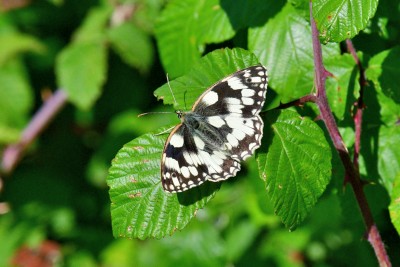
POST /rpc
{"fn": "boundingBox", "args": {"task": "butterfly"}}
[161,65,268,193]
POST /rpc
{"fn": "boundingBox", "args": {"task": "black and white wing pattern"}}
[161,65,268,193]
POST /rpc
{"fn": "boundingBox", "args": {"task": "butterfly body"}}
[162,65,268,193]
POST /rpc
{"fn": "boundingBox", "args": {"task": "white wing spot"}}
[165,157,180,171]
[232,129,246,140]
[242,97,254,105]
[249,142,258,151]
[225,97,241,105]
[241,89,255,97]
[169,134,184,147]
[194,136,205,149]
[181,166,190,178]
[202,91,219,105]
[227,133,239,147]
[228,77,247,90]
[189,166,198,176]
[207,116,225,128]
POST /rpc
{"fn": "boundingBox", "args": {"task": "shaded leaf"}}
[219,0,285,29]
[108,23,153,72]
[378,126,400,195]
[313,0,379,43]
[257,110,332,229]
[0,33,44,66]
[0,59,33,142]
[366,46,400,103]
[249,3,339,103]
[73,5,112,43]
[324,53,359,120]
[107,129,219,239]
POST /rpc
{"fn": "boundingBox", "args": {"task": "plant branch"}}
[1,89,68,175]
[275,94,317,109]
[309,2,391,267]
[346,39,367,172]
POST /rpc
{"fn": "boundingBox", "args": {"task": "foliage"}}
[0,0,399,266]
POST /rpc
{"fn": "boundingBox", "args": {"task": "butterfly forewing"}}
[161,65,268,193]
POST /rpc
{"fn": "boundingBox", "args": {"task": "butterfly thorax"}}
[176,110,227,151]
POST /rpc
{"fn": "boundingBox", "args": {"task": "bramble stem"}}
[309,2,391,266]
[1,89,68,175]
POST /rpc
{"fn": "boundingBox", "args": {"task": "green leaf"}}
[73,5,112,43]
[108,23,153,72]
[155,0,235,77]
[389,175,400,236]
[154,48,260,110]
[378,126,400,195]
[324,53,359,120]
[257,110,332,229]
[366,46,400,103]
[313,0,379,43]
[0,59,33,141]
[0,33,44,66]
[249,3,339,103]
[107,129,219,239]
[56,42,108,110]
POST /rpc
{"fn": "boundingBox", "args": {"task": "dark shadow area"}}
[220,0,285,30]
[177,181,221,206]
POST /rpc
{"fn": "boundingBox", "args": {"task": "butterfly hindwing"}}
[161,65,268,193]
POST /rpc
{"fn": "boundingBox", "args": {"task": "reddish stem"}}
[1,89,68,175]
[346,39,367,172]
[309,2,391,266]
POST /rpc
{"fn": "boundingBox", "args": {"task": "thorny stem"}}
[309,2,391,267]
[1,89,68,175]
[346,39,367,172]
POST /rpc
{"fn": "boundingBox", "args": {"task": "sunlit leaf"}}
[313,0,379,43]
[389,175,400,236]
[155,0,235,77]
[154,48,260,110]
[107,129,219,239]
[249,3,339,103]
[257,110,332,229]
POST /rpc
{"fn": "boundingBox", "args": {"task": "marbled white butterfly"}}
[162,65,268,193]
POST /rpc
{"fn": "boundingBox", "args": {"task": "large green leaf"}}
[366,46,400,103]
[313,0,379,43]
[107,129,219,239]
[249,3,339,103]
[154,48,260,110]
[155,0,235,77]
[257,110,332,229]
[56,42,108,110]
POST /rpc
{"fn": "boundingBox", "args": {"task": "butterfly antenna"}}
[155,125,175,136]
[137,111,175,117]
[166,73,178,107]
